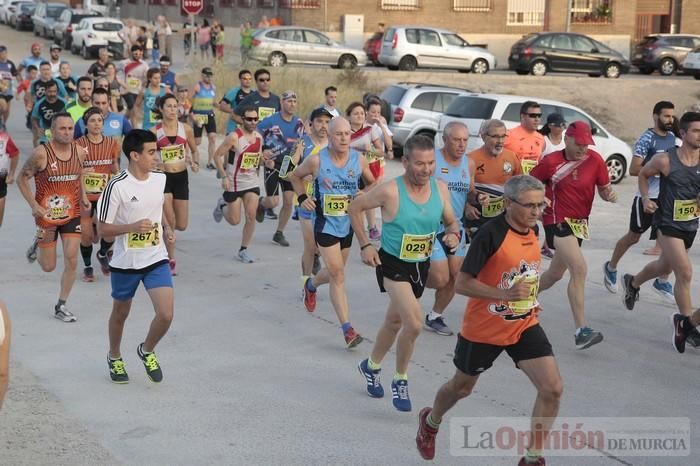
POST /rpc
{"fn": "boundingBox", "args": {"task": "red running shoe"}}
[343,327,363,348]
[416,407,438,460]
[303,278,316,312]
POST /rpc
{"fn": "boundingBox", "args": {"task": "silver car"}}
[379,26,496,73]
[248,26,367,69]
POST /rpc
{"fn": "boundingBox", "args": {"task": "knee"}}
[570,261,587,279]
[675,266,692,284]
[158,307,174,324]
[245,212,256,224]
[539,380,564,404]
[175,220,188,231]
[448,379,474,399]
[402,315,423,337]
[40,262,56,273]
[327,266,345,284]
[432,269,450,289]
[627,232,641,244]
[385,315,402,333]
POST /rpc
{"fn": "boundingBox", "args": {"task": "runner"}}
[65,76,93,122]
[415,175,562,466]
[464,119,522,239]
[188,67,217,169]
[424,122,470,336]
[136,68,165,131]
[17,112,88,322]
[255,90,305,247]
[320,86,340,117]
[0,300,9,409]
[540,113,566,156]
[31,80,67,145]
[76,107,120,281]
[87,47,110,79]
[56,62,77,102]
[232,68,280,126]
[603,101,676,301]
[120,45,148,127]
[531,121,618,350]
[105,62,126,114]
[0,119,19,228]
[219,69,253,135]
[176,86,191,123]
[212,105,263,263]
[0,45,18,122]
[17,42,45,73]
[74,88,132,140]
[621,111,700,352]
[289,116,376,348]
[48,45,62,77]
[30,62,68,146]
[151,93,200,275]
[353,134,460,412]
[158,56,178,91]
[97,129,175,383]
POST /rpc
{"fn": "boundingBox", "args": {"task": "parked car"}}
[248,26,366,69]
[508,32,630,78]
[32,2,66,38]
[363,32,382,65]
[11,1,33,30]
[632,34,700,76]
[70,17,124,59]
[0,0,29,25]
[53,8,101,50]
[379,26,495,73]
[435,93,632,184]
[380,83,470,153]
[682,47,700,80]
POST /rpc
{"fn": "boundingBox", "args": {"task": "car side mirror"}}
[591,48,599,53]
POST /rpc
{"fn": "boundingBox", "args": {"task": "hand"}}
[465,203,481,220]
[81,196,91,211]
[132,218,154,233]
[221,177,230,191]
[606,190,618,203]
[190,160,199,173]
[642,198,658,214]
[476,192,489,206]
[503,280,532,301]
[262,149,273,161]
[5,174,13,184]
[264,159,275,169]
[601,186,617,203]
[301,198,316,212]
[443,231,460,252]
[360,245,381,267]
[164,226,176,244]
[31,202,47,219]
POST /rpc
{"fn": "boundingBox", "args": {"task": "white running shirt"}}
[97,169,168,271]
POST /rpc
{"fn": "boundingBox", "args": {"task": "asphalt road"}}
[0,25,699,466]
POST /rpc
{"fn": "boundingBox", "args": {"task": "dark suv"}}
[508,32,630,78]
[632,34,700,76]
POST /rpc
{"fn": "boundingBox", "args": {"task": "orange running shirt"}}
[469,146,522,197]
[504,125,545,164]
[76,135,119,202]
[34,142,82,228]
[460,214,541,346]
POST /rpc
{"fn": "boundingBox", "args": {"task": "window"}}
[551,34,573,50]
[405,29,419,44]
[570,35,595,52]
[443,33,468,47]
[257,0,274,6]
[453,0,491,12]
[571,0,613,25]
[435,93,459,113]
[534,35,552,48]
[411,93,437,111]
[238,0,253,5]
[379,85,407,105]
[273,29,304,41]
[380,0,421,11]
[445,97,497,119]
[280,0,321,7]
[303,30,329,44]
[93,22,123,32]
[419,29,441,47]
[507,0,545,26]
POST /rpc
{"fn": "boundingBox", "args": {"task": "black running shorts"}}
[375,248,430,299]
[164,169,189,200]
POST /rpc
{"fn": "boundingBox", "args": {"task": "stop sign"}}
[181,0,203,15]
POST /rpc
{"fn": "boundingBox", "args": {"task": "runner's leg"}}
[163,193,176,260]
[59,236,80,302]
[312,244,351,324]
[518,356,564,454]
[276,190,294,233]
[383,279,423,375]
[540,236,587,328]
[609,230,641,269]
[143,286,174,353]
[109,299,132,357]
[430,369,480,422]
[300,217,315,276]
[241,192,259,249]
[223,197,243,225]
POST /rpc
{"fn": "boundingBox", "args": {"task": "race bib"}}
[194,113,208,126]
[127,77,141,93]
[44,129,53,141]
[521,159,537,175]
[673,199,699,222]
[258,107,275,120]
[83,173,109,194]
[161,145,185,164]
[240,152,260,170]
[149,111,160,124]
[399,232,435,261]
[323,194,350,217]
[482,196,505,218]
[0,80,8,92]
[565,217,590,240]
[127,222,160,249]
[508,272,540,315]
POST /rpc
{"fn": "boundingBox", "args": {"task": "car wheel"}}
[471,58,489,74]
[338,54,357,69]
[659,58,677,76]
[638,67,654,75]
[387,65,399,71]
[268,51,286,67]
[398,55,417,71]
[606,154,626,184]
[81,44,90,60]
[530,60,548,76]
[415,130,435,142]
[604,62,622,79]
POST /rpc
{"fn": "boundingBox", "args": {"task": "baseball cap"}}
[176,85,188,92]
[50,44,62,51]
[281,90,297,101]
[310,107,333,121]
[201,67,214,75]
[565,121,595,145]
[546,113,566,126]
[31,42,41,49]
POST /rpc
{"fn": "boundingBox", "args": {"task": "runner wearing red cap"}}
[530,121,618,350]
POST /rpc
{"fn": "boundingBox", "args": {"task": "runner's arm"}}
[638,152,668,210]
[349,181,390,246]
[183,124,200,170]
[5,139,19,184]
[358,155,377,194]
[437,181,461,249]
[16,146,47,213]
[214,132,237,179]
[289,154,320,211]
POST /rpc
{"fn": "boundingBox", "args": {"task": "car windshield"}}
[93,22,122,32]
[73,14,100,23]
[47,6,65,17]
[445,96,496,119]
[443,33,468,47]
[20,3,33,12]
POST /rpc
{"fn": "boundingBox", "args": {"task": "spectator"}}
[215,25,225,65]
[184,15,197,56]
[258,15,270,28]
[210,21,220,59]
[197,19,211,62]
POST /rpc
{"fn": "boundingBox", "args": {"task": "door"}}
[303,29,332,64]
[274,29,302,63]
[415,29,443,67]
[547,34,577,71]
[570,35,606,72]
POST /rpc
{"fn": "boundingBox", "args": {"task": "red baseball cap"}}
[565,120,595,145]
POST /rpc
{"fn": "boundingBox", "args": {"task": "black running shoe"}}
[686,327,700,348]
[622,274,639,311]
[26,239,38,263]
[671,313,689,354]
[108,355,129,383]
[137,343,163,383]
[96,252,110,276]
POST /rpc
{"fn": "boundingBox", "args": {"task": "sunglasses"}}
[244,116,259,122]
[257,78,270,82]
[549,122,567,128]
[527,113,542,118]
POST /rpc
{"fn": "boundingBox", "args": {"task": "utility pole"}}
[565,0,571,33]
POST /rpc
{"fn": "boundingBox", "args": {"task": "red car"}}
[364,32,383,65]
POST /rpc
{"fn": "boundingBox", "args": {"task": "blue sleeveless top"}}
[313,148,361,237]
[435,148,469,231]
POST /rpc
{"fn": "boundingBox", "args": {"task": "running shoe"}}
[344,327,363,349]
[26,239,38,263]
[687,328,700,348]
[272,231,289,247]
[108,355,129,384]
[96,251,110,276]
[602,261,617,293]
[169,259,177,276]
[391,379,412,412]
[303,277,316,312]
[368,226,381,241]
[265,208,278,220]
[137,342,163,383]
[671,313,689,354]
[206,162,216,170]
[622,274,639,310]
[575,327,603,350]
[212,197,225,223]
[54,304,77,323]
[540,245,554,260]
[358,358,384,398]
[424,315,453,336]
[652,279,674,303]
[238,249,254,263]
[518,456,546,466]
[82,266,95,283]
[255,201,265,223]
[416,407,439,460]
[312,253,321,275]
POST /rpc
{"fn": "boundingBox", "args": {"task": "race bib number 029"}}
[127,222,160,249]
[399,232,435,261]
[482,196,505,218]
[564,217,590,240]
[673,199,699,222]
[323,194,350,217]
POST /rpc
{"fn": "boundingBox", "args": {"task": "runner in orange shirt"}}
[415,175,562,466]
[504,101,545,174]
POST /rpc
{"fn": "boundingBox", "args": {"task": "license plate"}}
[634,53,642,59]
[511,54,519,59]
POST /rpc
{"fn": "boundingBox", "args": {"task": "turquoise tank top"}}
[143,87,166,131]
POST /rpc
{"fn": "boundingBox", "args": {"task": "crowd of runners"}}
[0,41,699,465]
